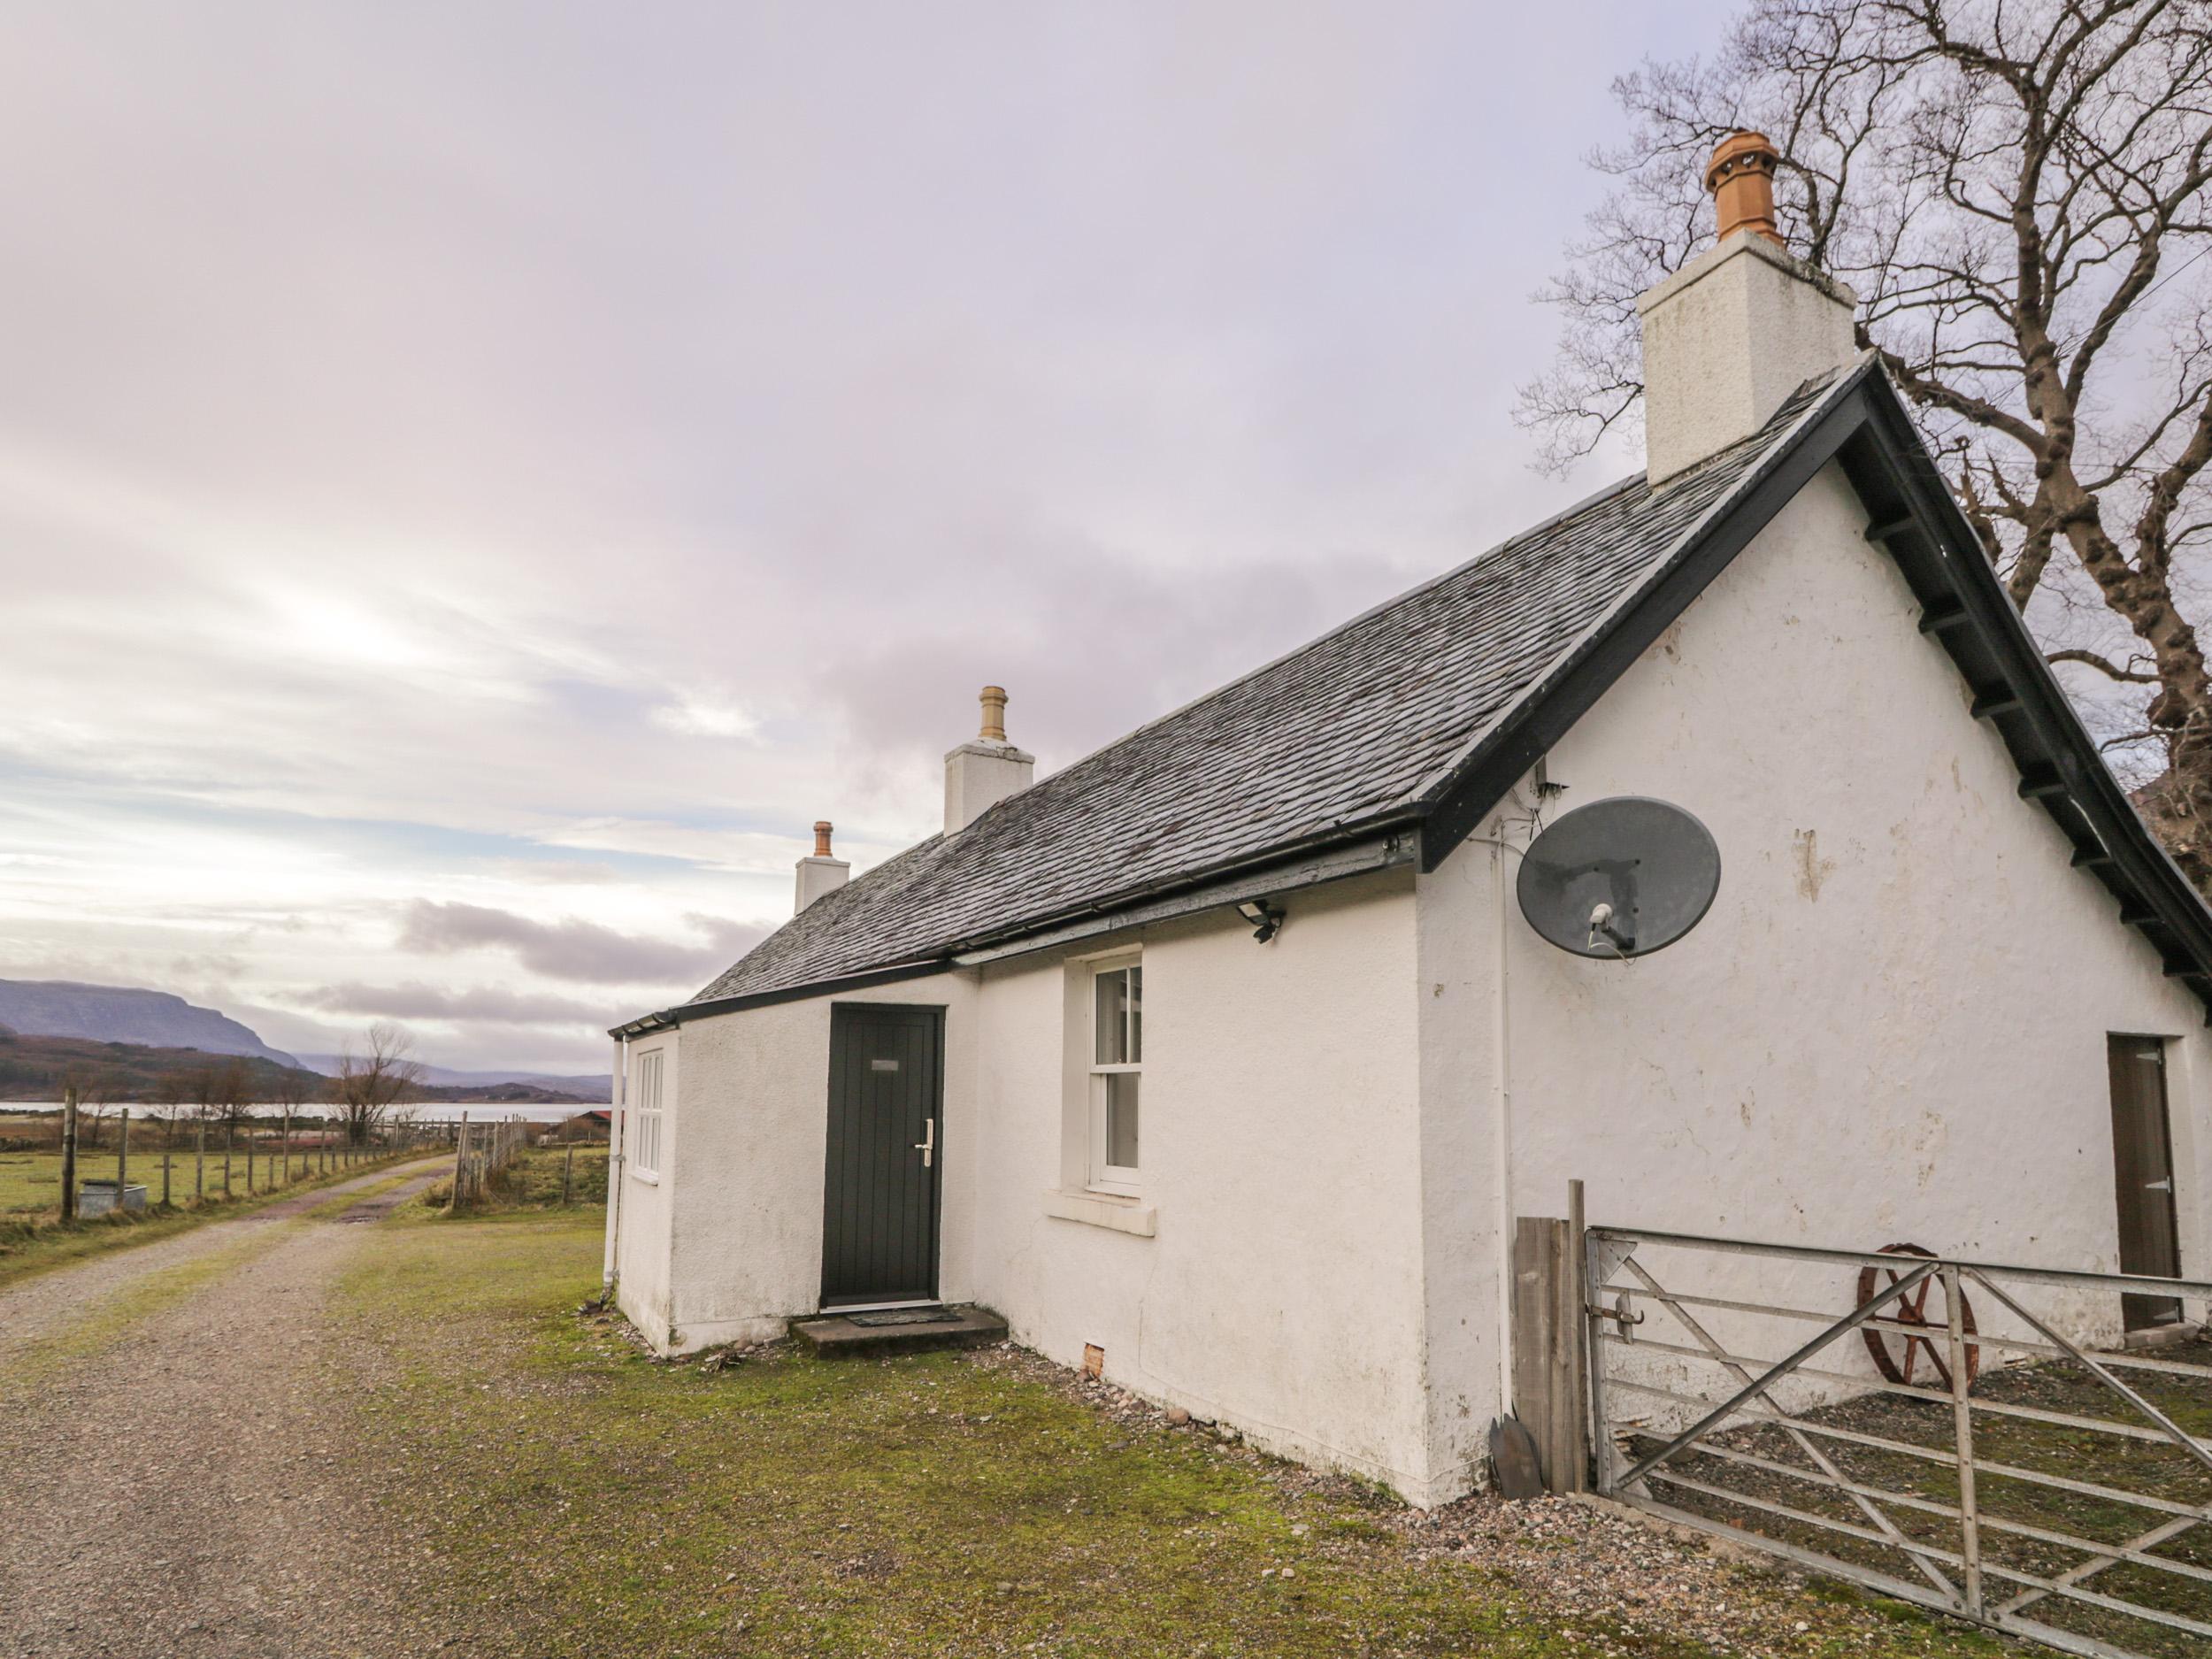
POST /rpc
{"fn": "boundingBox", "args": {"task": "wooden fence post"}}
[162,1110,173,1207]
[58,1087,79,1222]
[447,1112,470,1213]
[1510,1215,1589,1494]
[223,1121,233,1197]
[195,1114,205,1202]
[563,1140,575,1207]
[117,1106,129,1193]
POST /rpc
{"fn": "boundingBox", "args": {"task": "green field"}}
[0,1147,357,1214]
[334,1207,2004,1659]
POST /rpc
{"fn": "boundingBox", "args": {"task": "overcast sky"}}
[0,2,1736,1073]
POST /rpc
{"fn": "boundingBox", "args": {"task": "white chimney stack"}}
[1636,131,1858,485]
[943,684,1034,834]
[794,819,849,913]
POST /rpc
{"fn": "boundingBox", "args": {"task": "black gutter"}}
[608,958,952,1038]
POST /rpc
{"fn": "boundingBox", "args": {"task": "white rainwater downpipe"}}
[1469,810,1536,1417]
[1488,834,1517,1415]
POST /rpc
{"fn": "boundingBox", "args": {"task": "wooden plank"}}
[1511,1217,1579,1494]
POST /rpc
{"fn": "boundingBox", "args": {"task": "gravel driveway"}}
[0,1159,451,1658]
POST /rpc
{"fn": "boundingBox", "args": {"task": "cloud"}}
[485,857,624,887]
[0,4,1719,1074]
[395,900,764,987]
[292,981,610,1026]
[649,696,759,740]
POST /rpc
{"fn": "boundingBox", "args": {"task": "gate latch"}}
[1589,1291,1645,1341]
[913,1118,935,1169]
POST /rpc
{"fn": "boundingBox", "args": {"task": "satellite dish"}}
[1517,796,1720,960]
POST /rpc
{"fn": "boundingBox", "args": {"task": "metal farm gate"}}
[1514,1192,2212,1658]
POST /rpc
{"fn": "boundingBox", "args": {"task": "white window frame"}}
[1087,957,1141,1195]
[632,1048,665,1181]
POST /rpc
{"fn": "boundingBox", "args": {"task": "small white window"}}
[1088,963,1141,1194]
[633,1049,664,1179]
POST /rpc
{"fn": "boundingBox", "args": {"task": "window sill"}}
[1043,1188,1156,1237]
[629,1170,661,1187]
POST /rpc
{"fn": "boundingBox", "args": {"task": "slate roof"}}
[677,374,1846,1012]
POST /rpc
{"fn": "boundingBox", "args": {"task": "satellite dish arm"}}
[1587,902,1634,955]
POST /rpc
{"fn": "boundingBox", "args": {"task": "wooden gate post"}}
[1511,1214,1590,1494]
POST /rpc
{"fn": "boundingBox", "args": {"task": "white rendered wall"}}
[609,1033,680,1348]
[1416,458,2212,1480]
[635,869,1440,1499]
[961,873,1432,1498]
[648,972,980,1353]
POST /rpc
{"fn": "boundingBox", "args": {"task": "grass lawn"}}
[419,1142,611,1214]
[334,1208,2012,1659]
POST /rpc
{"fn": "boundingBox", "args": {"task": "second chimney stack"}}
[944,684,1035,834]
[795,819,849,912]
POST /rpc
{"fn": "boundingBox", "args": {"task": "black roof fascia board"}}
[1836,380,2212,999]
[1409,358,2212,1008]
[1416,370,1876,873]
[608,958,953,1038]
[951,826,1417,969]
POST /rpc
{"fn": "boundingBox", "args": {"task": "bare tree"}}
[334,1023,423,1147]
[1522,0,2212,878]
[208,1055,255,1134]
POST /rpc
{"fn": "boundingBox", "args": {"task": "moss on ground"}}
[334,1210,2009,1659]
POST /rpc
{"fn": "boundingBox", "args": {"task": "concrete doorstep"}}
[792,1304,1009,1358]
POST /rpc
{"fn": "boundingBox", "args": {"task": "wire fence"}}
[446,1114,532,1210]
[1,1093,439,1226]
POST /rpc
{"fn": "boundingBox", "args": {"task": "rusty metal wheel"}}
[1857,1242,1980,1392]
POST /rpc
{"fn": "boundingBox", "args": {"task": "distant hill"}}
[0,1033,599,1107]
[0,1031,325,1102]
[296,1056,611,1099]
[0,979,296,1066]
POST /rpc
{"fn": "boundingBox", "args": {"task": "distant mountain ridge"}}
[294,1055,611,1098]
[0,979,297,1065]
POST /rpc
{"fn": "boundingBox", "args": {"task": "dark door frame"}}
[2106,1031,2184,1333]
[819,1002,945,1310]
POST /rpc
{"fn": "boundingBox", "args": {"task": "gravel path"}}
[0,1158,447,1363]
[0,1162,450,1658]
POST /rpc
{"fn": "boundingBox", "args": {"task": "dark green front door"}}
[821,1004,942,1308]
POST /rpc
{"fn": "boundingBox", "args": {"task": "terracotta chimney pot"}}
[979,685,1009,743]
[1706,130,1782,246]
[813,820,833,858]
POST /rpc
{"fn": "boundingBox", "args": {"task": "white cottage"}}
[603,135,2210,1506]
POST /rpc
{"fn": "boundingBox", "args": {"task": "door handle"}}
[2147,1178,2174,1193]
[914,1118,935,1168]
